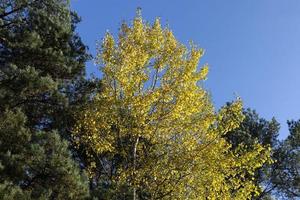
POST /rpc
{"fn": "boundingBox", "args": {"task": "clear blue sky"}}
[71,0,300,139]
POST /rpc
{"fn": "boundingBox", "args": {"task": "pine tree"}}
[0,0,91,198]
[0,0,89,131]
[0,110,89,199]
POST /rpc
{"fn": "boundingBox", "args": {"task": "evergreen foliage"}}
[0,0,91,199]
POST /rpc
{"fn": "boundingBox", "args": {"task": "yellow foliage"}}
[73,13,271,199]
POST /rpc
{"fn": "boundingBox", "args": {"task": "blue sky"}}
[71,0,300,139]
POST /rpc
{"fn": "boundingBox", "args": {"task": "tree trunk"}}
[133,136,139,200]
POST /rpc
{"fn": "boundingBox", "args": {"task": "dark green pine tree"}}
[225,108,299,200]
[267,120,299,199]
[0,110,89,199]
[0,0,92,198]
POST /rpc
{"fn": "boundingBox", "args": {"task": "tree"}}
[73,12,272,199]
[0,0,91,198]
[0,0,89,132]
[225,109,300,200]
[0,109,89,199]
[268,120,299,199]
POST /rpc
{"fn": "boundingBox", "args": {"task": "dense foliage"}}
[73,14,272,199]
[0,0,91,199]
